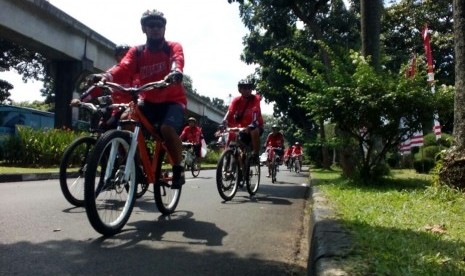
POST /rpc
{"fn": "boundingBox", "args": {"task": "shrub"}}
[413,158,435,174]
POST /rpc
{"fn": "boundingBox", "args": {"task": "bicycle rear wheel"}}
[154,151,181,215]
[59,136,96,207]
[246,155,260,196]
[84,130,137,236]
[216,149,239,201]
[191,157,201,177]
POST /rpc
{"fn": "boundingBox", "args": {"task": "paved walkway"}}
[0,170,351,275]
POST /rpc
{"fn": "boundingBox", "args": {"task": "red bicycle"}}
[84,80,181,236]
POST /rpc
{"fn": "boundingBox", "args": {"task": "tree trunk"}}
[319,118,331,169]
[439,0,465,188]
[361,0,382,70]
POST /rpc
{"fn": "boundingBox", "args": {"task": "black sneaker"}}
[171,165,185,189]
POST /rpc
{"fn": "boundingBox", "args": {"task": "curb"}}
[308,185,351,276]
[0,172,61,183]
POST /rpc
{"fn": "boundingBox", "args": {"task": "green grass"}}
[0,166,59,174]
[312,168,465,275]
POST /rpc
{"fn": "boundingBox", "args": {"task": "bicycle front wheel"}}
[271,157,277,183]
[216,149,239,201]
[246,155,260,196]
[84,130,137,236]
[154,151,182,215]
[191,157,201,177]
[59,136,96,207]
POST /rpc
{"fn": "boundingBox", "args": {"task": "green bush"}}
[413,158,435,174]
[0,126,83,167]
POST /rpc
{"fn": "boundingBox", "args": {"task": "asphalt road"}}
[0,167,311,276]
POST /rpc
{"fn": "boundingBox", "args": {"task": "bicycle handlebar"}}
[96,80,170,95]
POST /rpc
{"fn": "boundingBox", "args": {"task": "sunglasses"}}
[144,21,166,29]
[238,84,254,90]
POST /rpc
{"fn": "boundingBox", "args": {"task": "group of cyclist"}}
[72,8,303,190]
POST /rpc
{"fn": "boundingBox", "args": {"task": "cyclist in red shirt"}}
[263,125,285,177]
[89,9,187,189]
[292,142,303,164]
[71,44,133,130]
[223,79,264,162]
[283,145,293,167]
[180,117,204,159]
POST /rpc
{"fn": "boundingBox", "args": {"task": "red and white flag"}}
[422,24,434,83]
[410,130,424,147]
[433,118,442,140]
[400,129,424,155]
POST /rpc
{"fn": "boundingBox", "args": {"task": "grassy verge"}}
[312,168,465,275]
[0,166,60,174]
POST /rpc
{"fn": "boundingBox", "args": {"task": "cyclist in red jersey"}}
[283,145,293,167]
[222,79,264,162]
[89,9,187,189]
[71,44,133,130]
[292,142,303,164]
[263,125,285,177]
[180,117,205,159]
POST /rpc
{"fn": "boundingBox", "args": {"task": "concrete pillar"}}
[53,60,87,128]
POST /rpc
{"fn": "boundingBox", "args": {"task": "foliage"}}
[13,100,54,112]
[0,80,13,104]
[0,38,51,101]
[413,158,435,173]
[0,126,80,167]
[276,47,436,180]
[313,168,465,275]
[383,0,454,85]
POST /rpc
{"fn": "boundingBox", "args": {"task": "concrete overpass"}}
[0,0,224,128]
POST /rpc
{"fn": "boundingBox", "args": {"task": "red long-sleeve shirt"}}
[106,41,187,107]
[180,126,203,144]
[265,132,285,148]
[226,94,263,128]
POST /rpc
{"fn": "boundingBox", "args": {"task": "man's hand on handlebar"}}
[70,98,81,107]
[86,74,107,85]
[164,70,183,84]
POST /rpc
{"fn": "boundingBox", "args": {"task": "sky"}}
[1,0,275,114]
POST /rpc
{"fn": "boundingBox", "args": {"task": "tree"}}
[0,38,52,100]
[0,79,13,104]
[383,0,454,85]
[228,0,359,169]
[361,0,382,69]
[438,0,465,189]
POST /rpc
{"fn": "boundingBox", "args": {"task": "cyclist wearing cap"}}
[88,9,187,189]
[263,125,285,177]
[222,79,264,162]
[180,117,204,159]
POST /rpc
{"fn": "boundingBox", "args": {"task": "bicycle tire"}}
[295,159,301,173]
[246,155,260,196]
[271,156,277,183]
[154,151,182,215]
[84,130,137,236]
[191,157,201,177]
[216,149,239,201]
[59,136,96,207]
